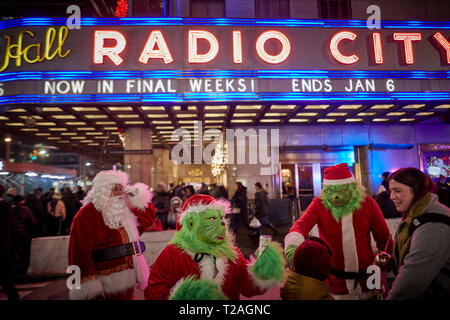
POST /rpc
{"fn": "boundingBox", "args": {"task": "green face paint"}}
[321,183,364,221]
[197,209,226,245]
[170,207,237,262]
[322,184,352,207]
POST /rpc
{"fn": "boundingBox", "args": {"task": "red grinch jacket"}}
[68,200,155,299]
[144,244,272,300]
[285,194,393,298]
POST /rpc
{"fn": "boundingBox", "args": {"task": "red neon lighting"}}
[188,30,219,64]
[329,31,359,64]
[93,30,126,66]
[255,30,291,64]
[393,33,422,64]
[433,32,450,64]
[372,32,383,64]
[139,30,173,64]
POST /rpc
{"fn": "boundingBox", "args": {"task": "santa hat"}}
[176,194,231,231]
[293,237,331,281]
[322,163,355,185]
[92,170,128,191]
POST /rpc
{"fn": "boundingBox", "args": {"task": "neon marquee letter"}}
[372,32,383,64]
[433,32,450,64]
[94,30,126,65]
[139,30,173,64]
[330,31,359,64]
[256,30,291,64]
[233,31,242,64]
[393,33,422,64]
[188,30,219,63]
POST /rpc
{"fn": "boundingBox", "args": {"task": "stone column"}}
[124,128,153,186]
[354,145,374,194]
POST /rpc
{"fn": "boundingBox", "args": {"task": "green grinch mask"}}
[197,209,226,245]
[170,208,236,262]
[321,182,364,221]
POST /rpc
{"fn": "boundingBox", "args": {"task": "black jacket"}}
[254,189,269,217]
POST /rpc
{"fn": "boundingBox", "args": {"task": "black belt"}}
[331,268,366,280]
[92,241,146,263]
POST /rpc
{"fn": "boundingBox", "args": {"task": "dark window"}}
[190,0,225,18]
[255,0,290,19]
[319,0,352,19]
[133,0,168,17]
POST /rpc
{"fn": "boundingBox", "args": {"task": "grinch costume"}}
[284,163,393,299]
[144,194,285,300]
[68,170,155,300]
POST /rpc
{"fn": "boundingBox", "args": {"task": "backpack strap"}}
[409,213,450,236]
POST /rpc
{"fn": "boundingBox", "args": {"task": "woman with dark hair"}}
[387,167,450,300]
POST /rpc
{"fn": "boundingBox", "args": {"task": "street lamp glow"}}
[4,137,11,143]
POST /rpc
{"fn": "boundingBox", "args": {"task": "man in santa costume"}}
[144,194,285,300]
[284,163,393,299]
[68,170,155,300]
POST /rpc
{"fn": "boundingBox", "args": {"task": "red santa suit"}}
[285,164,393,299]
[144,194,278,300]
[68,170,155,300]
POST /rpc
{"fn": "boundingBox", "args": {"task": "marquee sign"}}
[0,18,449,105]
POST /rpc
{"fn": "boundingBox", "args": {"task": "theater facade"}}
[0,17,449,198]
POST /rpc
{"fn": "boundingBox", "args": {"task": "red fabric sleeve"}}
[144,245,180,300]
[289,198,321,237]
[235,250,266,298]
[68,207,97,281]
[368,196,394,254]
[133,202,156,235]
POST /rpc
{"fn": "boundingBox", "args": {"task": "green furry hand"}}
[170,276,228,300]
[285,245,297,269]
[250,242,285,281]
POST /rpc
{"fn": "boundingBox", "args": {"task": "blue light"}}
[0,91,448,105]
[0,70,448,82]
[1,17,449,30]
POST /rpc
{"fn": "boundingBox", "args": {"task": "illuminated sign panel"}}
[0,18,448,105]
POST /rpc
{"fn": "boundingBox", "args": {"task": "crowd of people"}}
[1,166,449,300]
[0,184,87,299]
[150,181,278,238]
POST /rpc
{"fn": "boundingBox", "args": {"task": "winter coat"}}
[254,189,269,218]
[47,199,66,221]
[152,192,170,216]
[388,193,450,300]
[281,269,333,300]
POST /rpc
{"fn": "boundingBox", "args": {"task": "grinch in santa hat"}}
[284,163,393,299]
[144,194,285,300]
[68,170,155,300]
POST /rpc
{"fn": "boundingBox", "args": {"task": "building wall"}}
[167,0,448,20]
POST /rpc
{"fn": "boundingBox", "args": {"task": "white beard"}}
[100,195,150,289]
[101,195,134,230]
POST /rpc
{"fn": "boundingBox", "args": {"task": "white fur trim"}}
[184,250,229,287]
[178,198,231,227]
[93,170,128,190]
[323,175,355,185]
[120,205,150,289]
[69,278,104,300]
[169,278,186,299]
[126,182,153,210]
[98,268,137,295]
[284,232,305,250]
[341,214,361,295]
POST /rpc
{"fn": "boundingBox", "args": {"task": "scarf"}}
[394,193,431,268]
